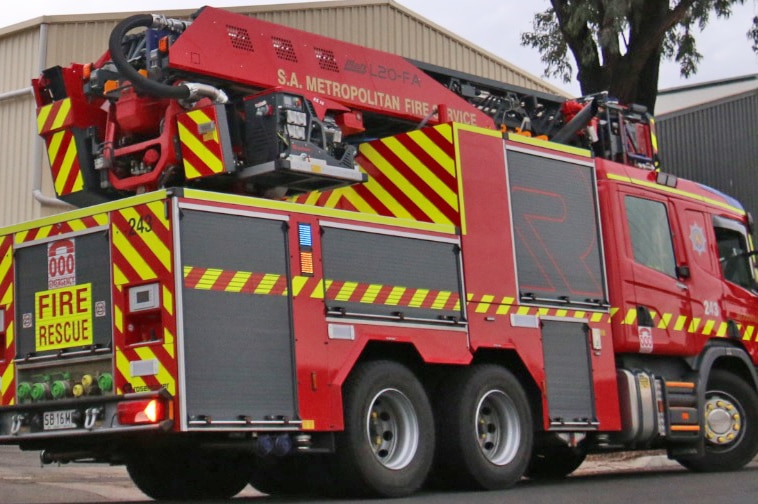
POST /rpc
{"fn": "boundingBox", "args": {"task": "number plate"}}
[43,410,77,430]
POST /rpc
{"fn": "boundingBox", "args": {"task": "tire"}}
[248,455,319,496]
[434,364,533,490]
[333,360,435,498]
[126,448,249,500]
[676,369,758,472]
[525,436,587,479]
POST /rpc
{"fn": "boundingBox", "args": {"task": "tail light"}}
[117,398,168,425]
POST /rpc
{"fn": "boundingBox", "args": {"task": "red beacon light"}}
[117,398,168,425]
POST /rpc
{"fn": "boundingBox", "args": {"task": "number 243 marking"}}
[128,214,153,235]
[704,300,720,317]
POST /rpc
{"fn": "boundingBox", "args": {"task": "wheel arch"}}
[694,342,758,392]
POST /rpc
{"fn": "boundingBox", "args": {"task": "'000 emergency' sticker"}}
[34,283,93,351]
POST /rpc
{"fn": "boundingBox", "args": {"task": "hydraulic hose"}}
[108,14,191,100]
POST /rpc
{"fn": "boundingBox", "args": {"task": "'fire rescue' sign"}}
[35,283,93,351]
[47,239,76,289]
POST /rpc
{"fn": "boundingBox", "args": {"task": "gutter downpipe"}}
[33,22,72,209]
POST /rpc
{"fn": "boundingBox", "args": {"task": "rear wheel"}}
[434,365,533,490]
[526,435,587,479]
[676,370,758,472]
[126,448,249,500]
[333,360,434,498]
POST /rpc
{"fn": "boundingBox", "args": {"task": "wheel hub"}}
[475,390,520,466]
[366,388,419,470]
[704,395,742,446]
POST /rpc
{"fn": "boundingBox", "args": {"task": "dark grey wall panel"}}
[322,227,462,320]
[507,150,607,306]
[179,209,296,422]
[658,92,758,225]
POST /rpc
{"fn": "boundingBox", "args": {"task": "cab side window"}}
[714,221,754,289]
[625,196,677,276]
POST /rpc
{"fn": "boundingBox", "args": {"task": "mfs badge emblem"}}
[689,223,707,256]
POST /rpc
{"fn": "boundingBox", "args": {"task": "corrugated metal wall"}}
[0,26,40,227]
[0,1,562,226]
[657,91,758,222]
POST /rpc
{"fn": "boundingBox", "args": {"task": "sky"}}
[2,0,757,96]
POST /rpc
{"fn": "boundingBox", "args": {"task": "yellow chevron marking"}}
[408,128,456,178]
[359,145,414,220]
[51,98,72,130]
[574,311,586,319]
[369,138,452,225]
[47,130,65,168]
[121,204,171,272]
[688,318,701,333]
[112,227,157,281]
[54,135,81,195]
[409,289,429,308]
[311,280,327,299]
[453,300,461,311]
[538,308,550,316]
[623,309,636,325]
[254,274,280,294]
[37,103,53,133]
[591,312,604,323]
[114,304,123,333]
[361,284,382,304]
[434,124,453,143]
[496,304,511,315]
[702,319,715,336]
[338,187,377,214]
[717,322,728,337]
[385,136,457,212]
[658,313,672,329]
[1,361,15,397]
[467,293,475,301]
[115,350,132,391]
[183,159,201,180]
[187,110,218,142]
[162,285,173,317]
[432,291,451,310]
[475,295,494,313]
[196,268,223,289]
[336,282,359,301]
[112,263,128,287]
[743,325,755,341]
[163,331,175,358]
[291,276,309,296]
[674,315,687,331]
[178,122,223,175]
[517,306,531,315]
[4,320,13,348]
[385,286,406,306]
[556,309,568,317]
[226,271,252,292]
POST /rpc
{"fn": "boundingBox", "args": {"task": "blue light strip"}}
[298,223,313,247]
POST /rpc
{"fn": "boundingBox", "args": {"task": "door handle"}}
[675,282,688,291]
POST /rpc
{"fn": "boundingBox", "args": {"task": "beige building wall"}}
[0,0,565,227]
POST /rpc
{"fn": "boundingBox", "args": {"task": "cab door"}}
[615,188,693,354]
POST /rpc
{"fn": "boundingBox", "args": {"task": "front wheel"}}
[333,360,435,498]
[434,365,533,490]
[676,370,758,472]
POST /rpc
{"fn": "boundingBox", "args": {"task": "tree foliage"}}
[521,0,758,111]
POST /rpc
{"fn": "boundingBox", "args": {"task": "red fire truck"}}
[0,6,757,499]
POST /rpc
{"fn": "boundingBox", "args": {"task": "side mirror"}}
[676,265,690,279]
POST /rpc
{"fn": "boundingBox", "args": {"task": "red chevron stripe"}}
[111,210,171,279]
[363,145,430,222]
[270,275,288,295]
[443,293,460,311]
[60,157,82,196]
[41,100,63,134]
[22,227,40,243]
[374,140,459,224]
[211,269,237,291]
[241,272,267,293]
[325,280,346,299]
[422,127,455,157]
[398,132,457,191]
[180,138,214,177]
[48,131,74,180]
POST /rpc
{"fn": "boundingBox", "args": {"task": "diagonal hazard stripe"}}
[178,121,223,175]
[115,205,172,276]
[112,227,159,281]
[51,98,72,131]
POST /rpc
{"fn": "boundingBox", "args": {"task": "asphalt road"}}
[1,446,757,504]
